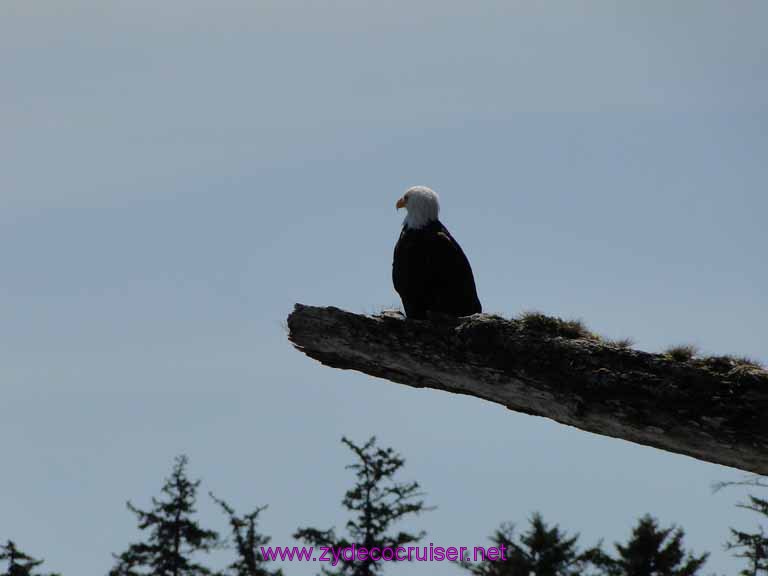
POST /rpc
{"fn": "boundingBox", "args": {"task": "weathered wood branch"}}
[287,304,768,475]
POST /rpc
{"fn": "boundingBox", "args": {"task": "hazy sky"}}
[2,2,767,575]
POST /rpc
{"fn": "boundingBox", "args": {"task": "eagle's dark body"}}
[392,220,481,319]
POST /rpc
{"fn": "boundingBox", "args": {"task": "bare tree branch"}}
[287,304,768,475]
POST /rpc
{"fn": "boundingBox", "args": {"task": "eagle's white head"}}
[396,186,440,229]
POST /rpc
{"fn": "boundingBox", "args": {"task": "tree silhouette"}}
[594,515,707,576]
[459,512,602,576]
[0,541,59,576]
[109,455,220,576]
[210,493,283,576]
[294,436,430,576]
[717,477,768,575]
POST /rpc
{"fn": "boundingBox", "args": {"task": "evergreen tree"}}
[294,436,430,576]
[0,540,59,576]
[595,515,707,576]
[459,513,602,576]
[110,455,220,576]
[210,494,283,576]
[719,478,768,576]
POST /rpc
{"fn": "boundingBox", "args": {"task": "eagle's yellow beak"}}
[396,197,407,210]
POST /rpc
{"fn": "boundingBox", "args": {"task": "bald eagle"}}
[393,186,482,319]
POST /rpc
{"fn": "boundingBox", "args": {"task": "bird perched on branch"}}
[393,186,482,320]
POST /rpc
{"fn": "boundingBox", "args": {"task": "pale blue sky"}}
[1,2,766,575]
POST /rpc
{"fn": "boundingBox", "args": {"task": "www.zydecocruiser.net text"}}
[261,544,508,565]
